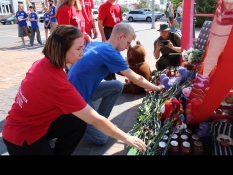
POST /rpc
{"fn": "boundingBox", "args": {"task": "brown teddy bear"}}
[117,40,151,94]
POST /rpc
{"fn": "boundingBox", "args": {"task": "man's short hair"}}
[112,23,136,40]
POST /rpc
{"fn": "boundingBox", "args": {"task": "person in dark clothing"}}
[153,23,182,71]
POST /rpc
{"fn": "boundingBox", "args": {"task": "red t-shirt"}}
[98,1,123,28]
[56,5,86,45]
[81,0,94,35]
[2,57,87,146]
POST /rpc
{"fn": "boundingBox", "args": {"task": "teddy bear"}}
[117,40,151,94]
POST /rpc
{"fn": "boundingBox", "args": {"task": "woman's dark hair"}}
[42,25,83,68]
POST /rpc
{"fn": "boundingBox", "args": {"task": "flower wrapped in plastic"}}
[182,48,204,63]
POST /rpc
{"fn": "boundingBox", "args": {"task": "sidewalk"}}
[0,18,201,155]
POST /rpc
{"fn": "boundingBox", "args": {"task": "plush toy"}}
[210,121,233,155]
[196,121,211,137]
[117,40,151,94]
[189,74,210,100]
[159,67,189,90]
[224,95,233,104]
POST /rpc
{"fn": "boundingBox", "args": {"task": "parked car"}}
[122,11,128,17]
[139,8,152,13]
[126,10,157,22]
[0,15,17,25]
[154,11,163,19]
[145,11,161,20]
[37,11,45,23]
[92,8,98,21]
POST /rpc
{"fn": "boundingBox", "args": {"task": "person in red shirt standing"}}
[56,0,92,72]
[98,0,123,80]
[56,0,91,47]
[2,25,146,155]
[80,0,98,45]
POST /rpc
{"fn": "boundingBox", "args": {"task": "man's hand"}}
[166,40,174,49]
[156,42,162,50]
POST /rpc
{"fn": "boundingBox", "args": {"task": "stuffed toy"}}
[224,95,233,104]
[196,121,211,137]
[159,67,189,90]
[210,121,233,155]
[117,40,151,94]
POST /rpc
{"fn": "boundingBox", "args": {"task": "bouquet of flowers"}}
[182,48,204,63]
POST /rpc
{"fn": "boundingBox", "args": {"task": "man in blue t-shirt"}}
[15,4,30,47]
[48,0,57,33]
[28,6,43,46]
[68,23,165,145]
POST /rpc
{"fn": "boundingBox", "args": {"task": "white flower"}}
[188,53,193,62]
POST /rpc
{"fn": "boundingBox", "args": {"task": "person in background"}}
[166,3,176,33]
[98,0,123,81]
[68,23,165,145]
[28,6,43,46]
[2,25,146,155]
[15,4,30,47]
[48,0,57,32]
[56,0,92,72]
[176,2,183,30]
[80,0,98,45]
[43,6,51,41]
[153,23,182,71]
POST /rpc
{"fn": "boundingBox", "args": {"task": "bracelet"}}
[110,125,117,138]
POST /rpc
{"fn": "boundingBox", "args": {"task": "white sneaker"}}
[21,43,26,47]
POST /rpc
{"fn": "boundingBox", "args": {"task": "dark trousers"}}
[3,114,87,155]
[103,26,116,81]
[30,28,42,46]
[156,55,180,71]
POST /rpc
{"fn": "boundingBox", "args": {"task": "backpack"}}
[170,32,182,47]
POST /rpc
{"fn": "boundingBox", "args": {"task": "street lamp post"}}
[151,0,155,29]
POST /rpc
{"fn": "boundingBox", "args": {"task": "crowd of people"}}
[5,0,183,155]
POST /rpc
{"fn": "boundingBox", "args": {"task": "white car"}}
[92,9,98,21]
[36,11,45,23]
[126,10,157,22]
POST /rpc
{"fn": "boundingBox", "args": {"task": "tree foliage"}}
[135,0,149,9]
[195,0,217,27]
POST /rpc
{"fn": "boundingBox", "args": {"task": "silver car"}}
[126,10,157,22]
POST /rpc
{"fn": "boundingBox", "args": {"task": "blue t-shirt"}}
[29,12,39,28]
[50,5,57,22]
[16,10,28,27]
[44,13,50,25]
[68,42,129,102]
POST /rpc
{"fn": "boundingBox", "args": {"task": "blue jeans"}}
[170,26,176,33]
[82,80,124,145]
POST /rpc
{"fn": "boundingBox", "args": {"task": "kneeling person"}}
[154,23,182,71]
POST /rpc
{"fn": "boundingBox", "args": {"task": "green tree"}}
[135,0,149,9]
[121,6,129,13]
[171,0,182,9]
[195,0,217,27]
[154,4,160,11]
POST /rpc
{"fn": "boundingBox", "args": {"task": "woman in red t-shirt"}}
[56,0,91,47]
[56,0,92,72]
[2,25,146,155]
